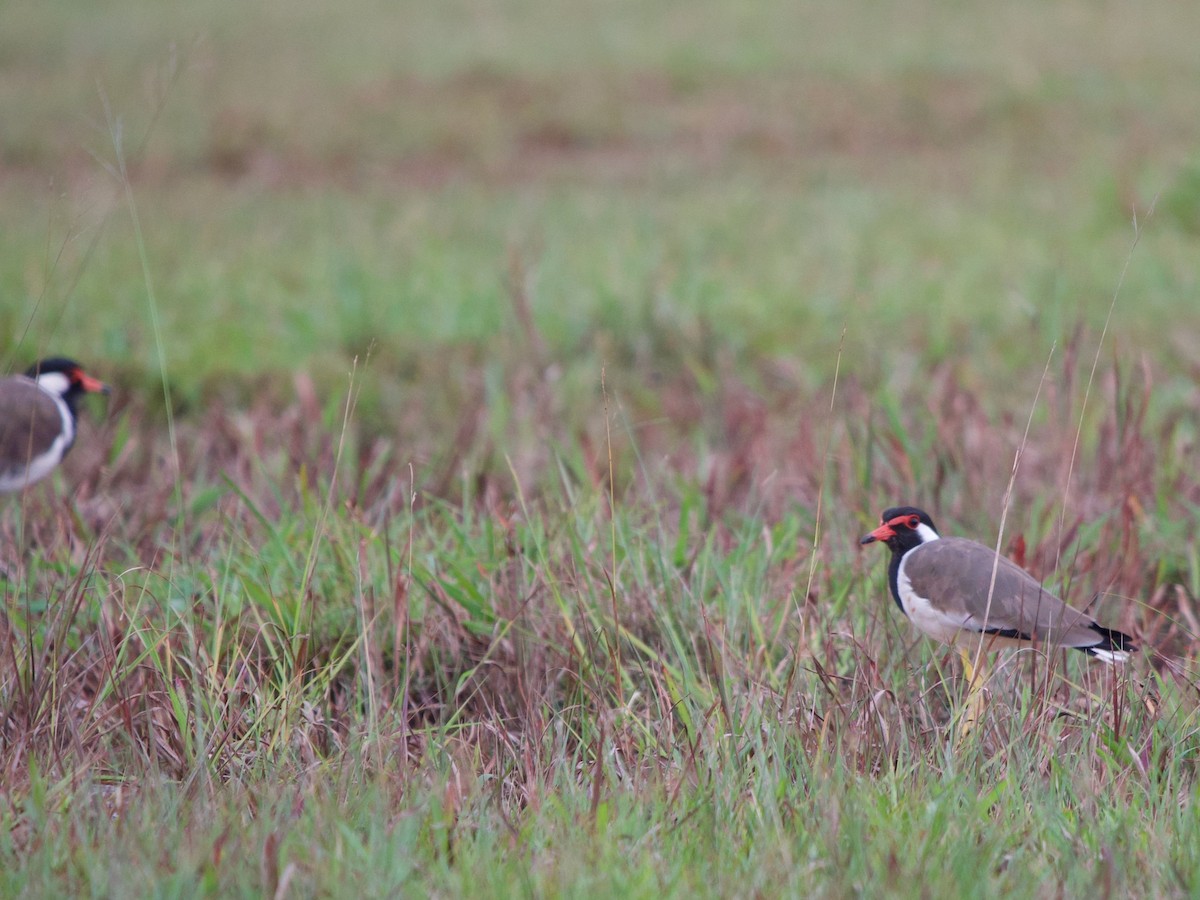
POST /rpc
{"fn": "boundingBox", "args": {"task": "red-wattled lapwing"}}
[860,505,1137,735]
[0,357,110,494]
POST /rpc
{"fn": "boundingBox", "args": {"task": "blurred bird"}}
[0,357,110,493]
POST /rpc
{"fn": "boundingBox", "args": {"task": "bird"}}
[0,357,110,494]
[860,505,1137,734]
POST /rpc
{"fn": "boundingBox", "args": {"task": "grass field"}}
[3,0,1200,895]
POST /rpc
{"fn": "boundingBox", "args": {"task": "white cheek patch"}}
[914,522,941,543]
[34,371,72,397]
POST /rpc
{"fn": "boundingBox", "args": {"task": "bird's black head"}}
[859,506,940,553]
[24,357,111,409]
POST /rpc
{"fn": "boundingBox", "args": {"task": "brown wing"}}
[904,537,1106,648]
[0,376,67,475]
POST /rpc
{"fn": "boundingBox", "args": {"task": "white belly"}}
[896,552,973,646]
[0,397,73,492]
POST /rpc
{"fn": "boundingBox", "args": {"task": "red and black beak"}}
[73,368,111,395]
[859,522,896,545]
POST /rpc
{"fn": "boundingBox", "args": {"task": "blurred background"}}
[2,0,1198,521]
[3,8,1199,886]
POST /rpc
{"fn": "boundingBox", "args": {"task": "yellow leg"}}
[955,648,987,744]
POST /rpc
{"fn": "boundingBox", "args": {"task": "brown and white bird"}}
[0,357,110,493]
[860,506,1137,663]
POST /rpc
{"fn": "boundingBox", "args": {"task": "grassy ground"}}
[2,0,1200,895]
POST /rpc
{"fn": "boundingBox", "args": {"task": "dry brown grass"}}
[0,327,1195,818]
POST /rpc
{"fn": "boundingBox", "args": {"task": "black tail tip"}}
[1083,623,1137,659]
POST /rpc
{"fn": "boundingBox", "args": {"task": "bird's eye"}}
[907,516,919,528]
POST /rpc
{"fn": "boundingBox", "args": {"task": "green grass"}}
[3,0,1200,895]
